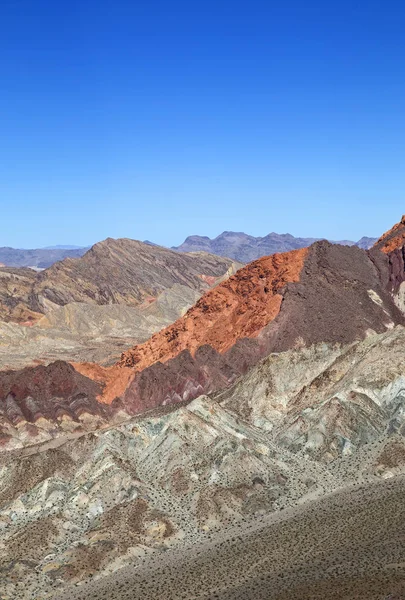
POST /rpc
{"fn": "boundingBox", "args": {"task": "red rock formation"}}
[118,248,308,371]
[373,215,405,253]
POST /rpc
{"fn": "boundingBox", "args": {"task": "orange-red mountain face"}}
[118,241,402,372]
[100,240,402,413]
[71,238,403,414]
[373,215,405,253]
[119,248,308,370]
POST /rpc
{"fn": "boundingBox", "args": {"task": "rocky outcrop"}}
[372,216,405,312]
[119,247,308,370]
[373,215,405,253]
[0,267,41,323]
[218,326,405,463]
[0,361,109,449]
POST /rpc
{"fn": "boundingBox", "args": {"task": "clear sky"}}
[1,0,404,248]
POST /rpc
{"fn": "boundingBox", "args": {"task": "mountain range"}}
[1,216,405,599]
[0,246,87,269]
[173,231,377,262]
[0,230,377,269]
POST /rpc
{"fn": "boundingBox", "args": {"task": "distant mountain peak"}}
[43,245,85,250]
[173,231,377,263]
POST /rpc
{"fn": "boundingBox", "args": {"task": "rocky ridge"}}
[0,238,240,324]
[30,238,240,314]
[92,239,402,411]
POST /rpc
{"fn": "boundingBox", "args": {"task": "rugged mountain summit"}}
[1,220,404,436]
[0,238,239,324]
[173,231,377,262]
[31,238,240,312]
[373,214,405,253]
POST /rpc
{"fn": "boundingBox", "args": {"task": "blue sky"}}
[0,0,404,248]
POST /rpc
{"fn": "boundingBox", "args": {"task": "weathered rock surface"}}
[0,395,338,599]
[373,214,405,253]
[0,267,41,324]
[0,361,111,450]
[4,332,405,598]
[218,326,405,464]
[0,285,203,371]
[119,247,308,370]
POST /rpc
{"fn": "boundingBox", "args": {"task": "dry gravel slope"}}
[55,475,405,600]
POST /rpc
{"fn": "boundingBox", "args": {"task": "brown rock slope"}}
[0,361,109,449]
[0,238,240,323]
[372,215,405,311]
[0,267,41,324]
[31,238,240,312]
